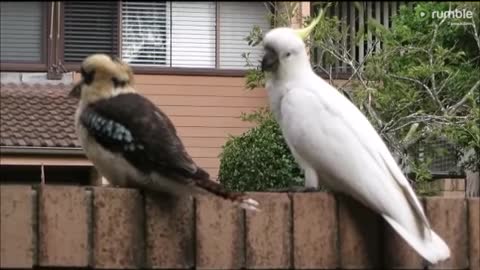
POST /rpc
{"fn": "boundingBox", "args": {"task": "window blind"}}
[170,1,216,68]
[0,2,43,62]
[63,1,118,63]
[219,2,270,69]
[121,1,269,69]
[121,1,169,66]
[122,1,216,68]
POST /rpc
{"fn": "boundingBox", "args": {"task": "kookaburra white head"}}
[261,12,323,78]
[69,54,135,103]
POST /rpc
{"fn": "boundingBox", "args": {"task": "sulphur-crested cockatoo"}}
[260,13,450,264]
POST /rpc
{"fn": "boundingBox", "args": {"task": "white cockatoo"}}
[260,13,450,264]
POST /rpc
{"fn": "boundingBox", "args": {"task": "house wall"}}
[0,155,91,166]
[74,73,269,178]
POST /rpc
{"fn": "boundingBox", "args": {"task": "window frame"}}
[0,2,51,72]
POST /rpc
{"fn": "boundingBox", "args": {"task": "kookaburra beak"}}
[293,8,324,40]
[69,81,82,98]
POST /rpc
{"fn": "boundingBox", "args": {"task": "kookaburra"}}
[70,54,259,211]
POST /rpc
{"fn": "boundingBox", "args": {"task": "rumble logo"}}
[419,8,475,26]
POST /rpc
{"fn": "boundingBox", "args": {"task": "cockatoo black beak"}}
[261,49,279,72]
[69,81,82,98]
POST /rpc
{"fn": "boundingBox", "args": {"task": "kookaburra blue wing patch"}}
[80,107,144,152]
[78,93,202,177]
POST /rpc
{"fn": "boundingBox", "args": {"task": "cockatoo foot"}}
[236,197,261,212]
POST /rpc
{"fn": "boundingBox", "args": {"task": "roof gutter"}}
[0,146,85,156]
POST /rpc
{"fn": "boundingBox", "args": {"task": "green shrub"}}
[218,108,304,192]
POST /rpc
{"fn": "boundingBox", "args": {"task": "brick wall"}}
[436,178,467,197]
[1,185,479,270]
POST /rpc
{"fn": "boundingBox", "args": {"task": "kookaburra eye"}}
[112,77,127,88]
[81,68,94,85]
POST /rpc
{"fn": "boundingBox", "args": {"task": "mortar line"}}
[242,205,247,270]
[192,196,197,270]
[335,194,341,269]
[86,187,94,268]
[140,190,147,269]
[32,185,39,267]
[289,192,295,270]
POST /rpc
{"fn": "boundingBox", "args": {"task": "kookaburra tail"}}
[70,54,259,212]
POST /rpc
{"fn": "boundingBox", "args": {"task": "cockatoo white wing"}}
[283,143,319,189]
[279,83,450,264]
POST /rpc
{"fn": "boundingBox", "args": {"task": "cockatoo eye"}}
[285,52,291,57]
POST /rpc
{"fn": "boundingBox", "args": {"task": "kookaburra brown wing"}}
[70,54,259,211]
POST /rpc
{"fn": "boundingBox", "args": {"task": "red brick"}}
[0,185,34,269]
[245,192,291,269]
[383,198,425,269]
[455,179,465,191]
[196,194,244,269]
[425,197,468,269]
[293,192,338,269]
[338,195,381,269]
[441,191,465,198]
[145,193,194,269]
[468,198,480,270]
[383,222,425,269]
[438,179,453,191]
[93,187,144,269]
[38,185,89,267]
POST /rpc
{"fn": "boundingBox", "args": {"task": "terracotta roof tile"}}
[0,83,81,148]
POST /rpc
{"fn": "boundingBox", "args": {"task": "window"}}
[0,1,271,73]
[121,2,169,66]
[121,1,269,69]
[169,1,216,68]
[63,1,119,63]
[121,1,217,68]
[0,1,45,65]
[219,2,271,69]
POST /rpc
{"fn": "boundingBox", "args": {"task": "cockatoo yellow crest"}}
[294,8,325,40]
